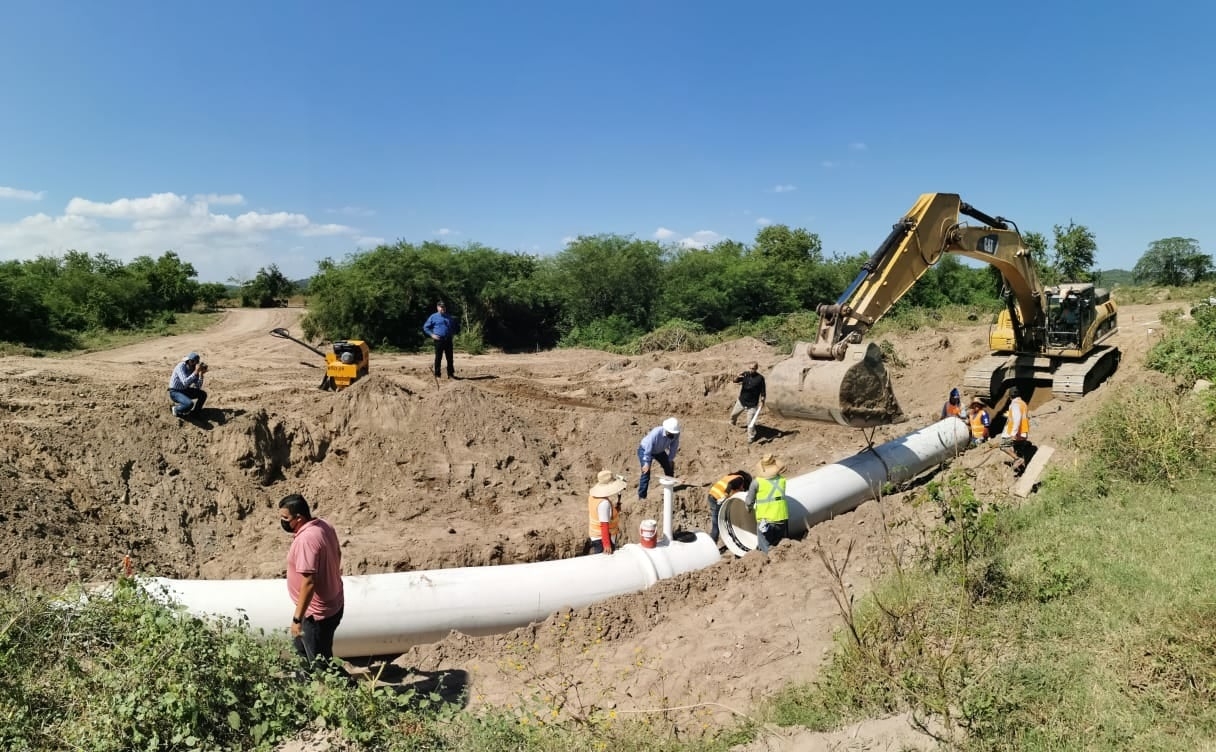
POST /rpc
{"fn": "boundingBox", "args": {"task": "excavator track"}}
[1050,345,1121,401]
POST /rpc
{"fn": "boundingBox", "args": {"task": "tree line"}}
[0,225,1209,351]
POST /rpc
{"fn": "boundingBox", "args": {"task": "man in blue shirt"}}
[636,417,681,500]
[422,300,460,378]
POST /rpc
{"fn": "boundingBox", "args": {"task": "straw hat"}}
[756,453,786,479]
[589,469,627,497]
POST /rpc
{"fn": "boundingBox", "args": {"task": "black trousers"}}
[432,337,455,376]
[294,607,344,671]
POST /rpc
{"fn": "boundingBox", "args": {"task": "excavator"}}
[767,192,1120,428]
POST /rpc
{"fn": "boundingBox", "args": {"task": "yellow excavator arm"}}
[809,193,1044,360]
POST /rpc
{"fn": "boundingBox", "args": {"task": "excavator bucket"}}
[766,341,907,428]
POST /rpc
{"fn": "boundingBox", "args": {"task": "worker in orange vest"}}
[586,469,628,555]
[998,386,1032,473]
[941,387,964,419]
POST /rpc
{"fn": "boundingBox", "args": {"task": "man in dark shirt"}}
[730,362,766,443]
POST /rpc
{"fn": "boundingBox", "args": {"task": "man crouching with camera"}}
[168,351,208,419]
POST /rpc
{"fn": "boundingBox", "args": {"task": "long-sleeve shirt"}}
[423,311,459,339]
[638,425,680,465]
[169,361,204,391]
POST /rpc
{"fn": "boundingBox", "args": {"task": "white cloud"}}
[771,184,797,193]
[0,190,373,282]
[356,235,386,246]
[193,193,245,206]
[327,206,375,217]
[66,192,190,219]
[0,186,46,201]
[678,230,721,250]
[653,227,677,240]
[756,217,772,226]
[821,160,837,169]
[849,142,867,151]
[434,228,458,237]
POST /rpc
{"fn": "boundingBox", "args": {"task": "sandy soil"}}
[0,301,1182,748]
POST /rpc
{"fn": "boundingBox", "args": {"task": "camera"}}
[198,362,209,373]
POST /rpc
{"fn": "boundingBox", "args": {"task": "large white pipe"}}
[721,417,971,555]
[142,533,720,658]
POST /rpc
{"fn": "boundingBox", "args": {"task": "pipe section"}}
[659,475,677,543]
[721,417,971,556]
[141,533,719,658]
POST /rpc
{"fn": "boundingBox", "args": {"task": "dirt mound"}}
[0,303,1176,727]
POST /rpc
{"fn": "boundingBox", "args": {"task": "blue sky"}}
[1,1,1213,283]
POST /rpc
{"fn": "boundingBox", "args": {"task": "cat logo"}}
[977,233,999,255]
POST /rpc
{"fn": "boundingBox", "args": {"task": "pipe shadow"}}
[344,656,470,709]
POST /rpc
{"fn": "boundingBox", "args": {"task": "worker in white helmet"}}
[636,417,681,500]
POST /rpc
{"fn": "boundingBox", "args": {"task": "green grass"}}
[768,465,1216,751]
[0,311,225,357]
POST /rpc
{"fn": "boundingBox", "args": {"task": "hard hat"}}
[662,417,681,434]
[950,388,960,399]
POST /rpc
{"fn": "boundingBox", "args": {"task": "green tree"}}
[752,224,823,264]
[1052,221,1098,281]
[552,234,663,335]
[1132,237,1212,286]
[197,282,230,310]
[241,264,295,308]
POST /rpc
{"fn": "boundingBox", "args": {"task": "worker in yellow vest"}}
[998,386,1032,473]
[707,470,752,545]
[745,454,789,553]
[967,400,991,446]
[586,469,628,555]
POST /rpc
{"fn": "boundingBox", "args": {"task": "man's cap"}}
[1008,385,1021,397]
[185,352,200,362]
[436,300,446,307]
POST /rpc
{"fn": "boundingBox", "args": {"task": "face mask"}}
[281,519,294,534]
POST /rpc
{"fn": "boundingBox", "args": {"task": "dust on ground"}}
[0,301,1185,748]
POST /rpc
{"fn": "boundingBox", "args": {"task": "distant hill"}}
[1097,268,1134,287]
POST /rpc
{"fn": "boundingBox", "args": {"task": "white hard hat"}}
[662,417,681,434]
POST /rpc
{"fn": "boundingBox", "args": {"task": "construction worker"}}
[941,387,964,419]
[706,470,752,545]
[998,386,1032,473]
[636,417,680,500]
[745,454,789,554]
[729,362,766,444]
[967,400,991,446]
[586,469,628,555]
[423,300,460,379]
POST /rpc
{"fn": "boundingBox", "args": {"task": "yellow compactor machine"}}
[767,193,1120,428]
[270,328,369,390]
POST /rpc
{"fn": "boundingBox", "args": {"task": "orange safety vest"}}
[708,474,742,501]
[587,495,619,540]
[943,402,963,418]
[968,408,989,440]
[1003,397,1030,439]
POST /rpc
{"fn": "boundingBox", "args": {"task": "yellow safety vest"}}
[969,409,988,440]
[709,474,742,501]
[753,477,789,523]
[587,495,619,540]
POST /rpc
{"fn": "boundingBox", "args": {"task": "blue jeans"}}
[169,387,207,416]
[755,519,788,553]
[707,494,721,542]
[636,447,673,500]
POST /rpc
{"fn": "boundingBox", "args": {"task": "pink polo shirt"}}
[286,518,344,619]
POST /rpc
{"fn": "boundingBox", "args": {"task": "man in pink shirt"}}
[279,493,345,670]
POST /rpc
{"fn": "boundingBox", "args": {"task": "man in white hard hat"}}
[636,417,681,500]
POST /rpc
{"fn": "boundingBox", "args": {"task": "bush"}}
[629,319,712,354]
[1080,385,1216,485]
